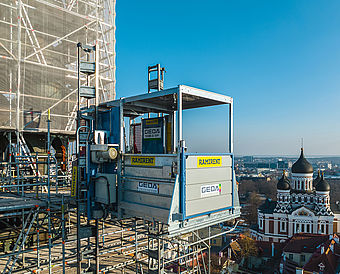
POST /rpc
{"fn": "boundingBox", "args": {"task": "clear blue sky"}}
[115,0,340,156]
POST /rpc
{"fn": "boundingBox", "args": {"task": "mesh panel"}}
[0,0,115,134]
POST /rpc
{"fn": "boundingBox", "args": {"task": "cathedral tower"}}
[291,148,313,192]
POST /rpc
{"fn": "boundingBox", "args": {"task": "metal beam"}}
[127,101,174,113]
[0,42,17,61]
[22,5,47,64]
[180,85,232,104]
[24,21,95,61]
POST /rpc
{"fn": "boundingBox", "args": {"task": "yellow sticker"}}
[145,119,159,125]
[131,156,155,166]
[71,166,77,197]
[197,157,222,168]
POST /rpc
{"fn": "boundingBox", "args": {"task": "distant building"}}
[252,148,340,242]
[243,156,254,162]
[225,233,340,273]
[277,159,288,169]
[280,233,340,274]
[270,162,278,169]
[244,162,257,169]
[288,161,293,169]
[198,226,227,250]
[257,162,270,169]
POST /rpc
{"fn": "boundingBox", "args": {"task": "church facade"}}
[251,149,340,242]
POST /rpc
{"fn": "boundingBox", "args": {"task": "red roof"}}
[256,241,284,257]
[303,240,340,274]
[283,233,330,254]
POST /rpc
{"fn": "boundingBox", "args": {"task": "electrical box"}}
[95,173,116,204]
[97,108,120,144]
[142,117,165,154]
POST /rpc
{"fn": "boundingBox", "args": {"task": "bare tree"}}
[244,191,262,225]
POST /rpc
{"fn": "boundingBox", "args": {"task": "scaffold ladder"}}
[3,207,39,273]
[76,42,98,274]
[18,133,41,177]
[17,134,49,193]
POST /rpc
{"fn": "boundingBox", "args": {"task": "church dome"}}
[292,148,313,174]
[313,170,321,187]
[316,173,330,192]
[277,171,291,190]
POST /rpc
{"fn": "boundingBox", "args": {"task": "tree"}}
[244,191,262,225]
[238,234,258,269]
[238,235,258,258]
[210,253,226,273]
[257,180,276,200]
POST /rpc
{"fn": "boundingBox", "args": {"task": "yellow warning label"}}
[131,156,155,166]
[145,119,159,125]
[197,157,222,168]
[71,166,77,197]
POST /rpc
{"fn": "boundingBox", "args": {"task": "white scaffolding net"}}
[0,0,115,134]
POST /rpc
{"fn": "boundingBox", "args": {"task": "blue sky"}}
[115,0,340,156]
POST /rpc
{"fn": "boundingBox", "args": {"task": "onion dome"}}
[313,170,321,187]
[277,170,291,190]
[316,172,330,192]
[292,148,313,174]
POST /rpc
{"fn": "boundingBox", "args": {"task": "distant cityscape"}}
[235,155,340,181]
[232,151,340,273]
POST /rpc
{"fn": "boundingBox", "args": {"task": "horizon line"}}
[235,154,340,158]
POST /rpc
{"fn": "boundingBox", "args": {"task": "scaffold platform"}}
[0,192,72,214]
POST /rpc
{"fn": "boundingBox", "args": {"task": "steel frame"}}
[0,119,71,273]
[0,192,239,274]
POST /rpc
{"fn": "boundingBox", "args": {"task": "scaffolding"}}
[0,0,116,269]
[0,105,240,273]
[0,1,242,272]
[0,142,240,274]
[0,0,116,134]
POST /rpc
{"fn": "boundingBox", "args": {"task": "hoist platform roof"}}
[100,85,233,117]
